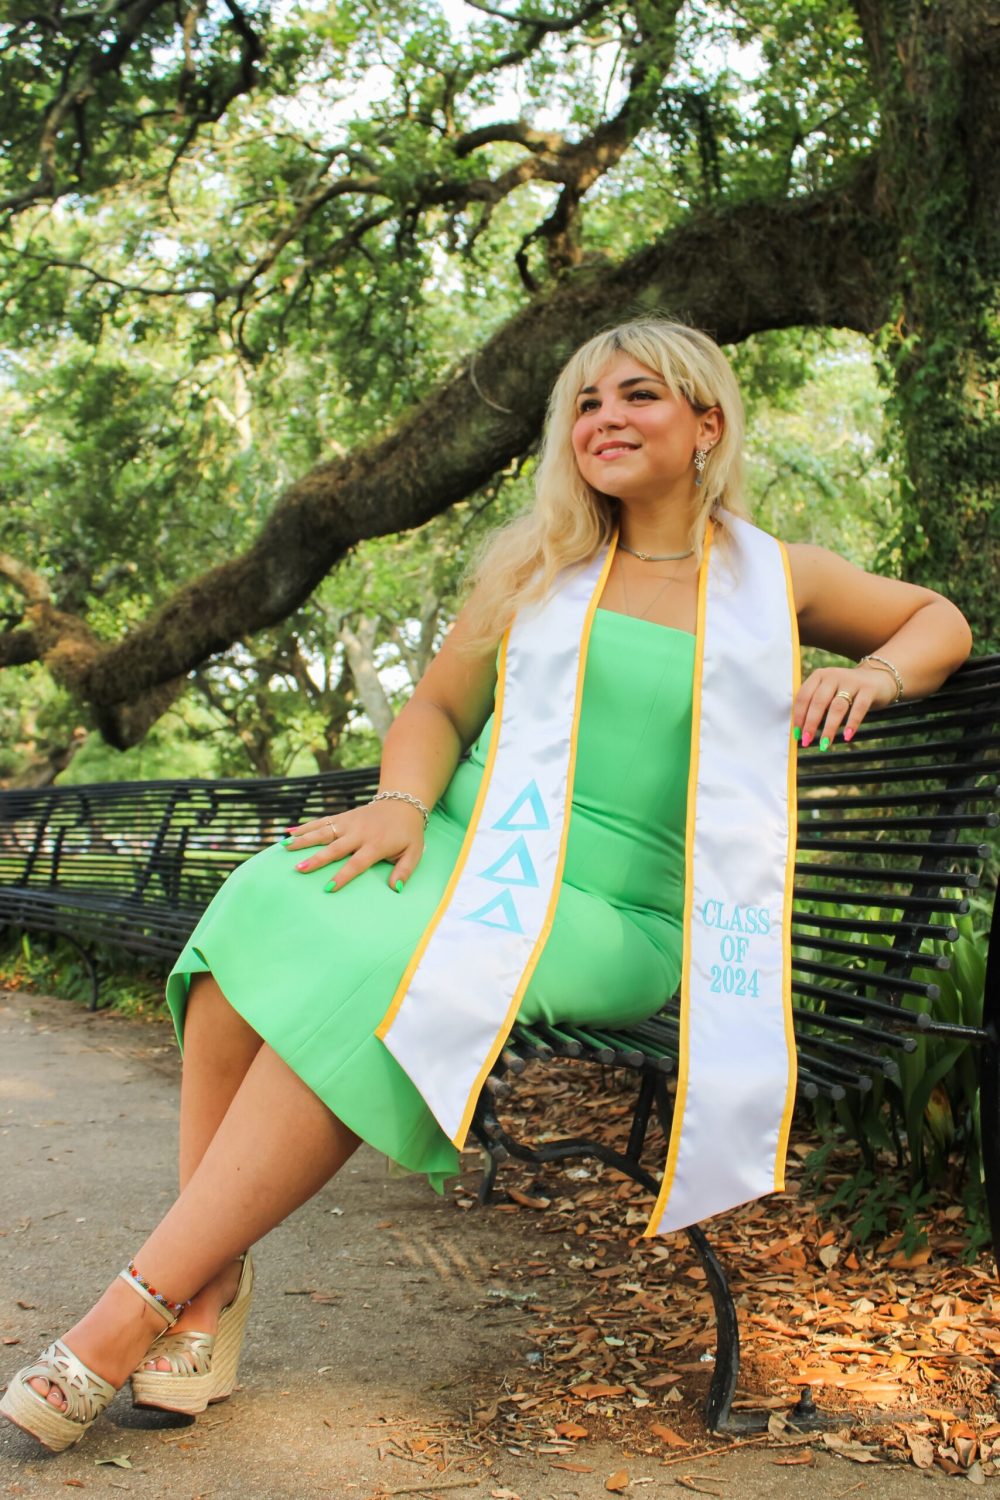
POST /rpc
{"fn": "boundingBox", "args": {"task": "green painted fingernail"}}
[281,836,293,846]
[792,726,801,742]
[820,735,830,752]
[324,879,336,893]
[394,879,404,893]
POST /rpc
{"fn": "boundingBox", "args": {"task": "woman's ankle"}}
[149,1258,243,1337]
[27,1276,175,1408]
[139,1257,245,1373]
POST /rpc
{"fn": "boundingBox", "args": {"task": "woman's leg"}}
[30,1042,360,1410]
[145,971,265,1351]
[179,971,265,1186]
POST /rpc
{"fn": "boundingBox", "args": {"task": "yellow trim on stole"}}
[450,535,620,1146]
[643,524,713,1236]
[772,540,801,1189]
[374,634,512,1044]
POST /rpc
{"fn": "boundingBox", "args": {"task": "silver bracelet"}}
[859,653,904,703]
[371,789,431,827]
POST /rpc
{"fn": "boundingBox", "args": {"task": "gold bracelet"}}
[859,654,904,703]
[371,789,430,827]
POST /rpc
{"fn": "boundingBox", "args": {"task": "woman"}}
[1,318,972,1452]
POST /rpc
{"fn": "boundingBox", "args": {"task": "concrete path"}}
[0,988,949,1498]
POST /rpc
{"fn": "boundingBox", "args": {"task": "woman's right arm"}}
[284,594,500,892]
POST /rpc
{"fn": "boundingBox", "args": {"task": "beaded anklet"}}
[123,1260,191,1319]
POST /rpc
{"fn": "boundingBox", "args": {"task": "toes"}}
[27,1375,67,1411]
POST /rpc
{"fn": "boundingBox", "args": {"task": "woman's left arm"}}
[786,543,973,747]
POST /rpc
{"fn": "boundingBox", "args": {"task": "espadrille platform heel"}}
[130,1252,253,1415]
[0,1264,183,1453]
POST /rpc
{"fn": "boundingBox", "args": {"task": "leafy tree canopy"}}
[0,0,995,779]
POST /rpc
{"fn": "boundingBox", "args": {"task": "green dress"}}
[166,612,694,1188]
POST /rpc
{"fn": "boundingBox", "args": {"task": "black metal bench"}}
[1,655,997,1435]
[0,768,380,1002]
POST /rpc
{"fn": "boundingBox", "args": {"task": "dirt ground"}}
[0,987,970,1497]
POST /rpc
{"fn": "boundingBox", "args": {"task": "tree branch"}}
[10,163,891,745]
[1,0,263,216]
[0,551,51,606]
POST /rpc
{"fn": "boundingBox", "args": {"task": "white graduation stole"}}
[377,516,800,1233]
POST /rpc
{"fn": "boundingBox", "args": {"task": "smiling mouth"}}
[594,443,638,457]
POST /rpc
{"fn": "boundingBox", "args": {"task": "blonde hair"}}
[462,317,748,650]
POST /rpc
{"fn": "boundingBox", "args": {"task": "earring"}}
[693,447,710,487]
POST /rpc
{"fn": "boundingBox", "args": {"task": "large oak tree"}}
[0,0,996,749]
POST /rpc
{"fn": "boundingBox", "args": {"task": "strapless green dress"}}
[166,612,694,1188]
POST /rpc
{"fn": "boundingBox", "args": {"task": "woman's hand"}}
[282,798,427,892]
[793,664,898,749]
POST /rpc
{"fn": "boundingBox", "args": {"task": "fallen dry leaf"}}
[905,1434,941,1470]
[605,1470,629,1492]
[554,1421,589,1439]
[551,1461,594,1473]
[772,1451,815,1466]
[821,1432,881,1464]
[955,1437,978,1468]
[508,1187,551,1210]
[889,1246,932,1269]
[650,1423,688,1447]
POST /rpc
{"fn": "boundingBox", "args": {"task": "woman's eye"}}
[628,389,656,400]
[577,400,598,414]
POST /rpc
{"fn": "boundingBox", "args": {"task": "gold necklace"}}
[619,553,688,623]
[619,544,694,562]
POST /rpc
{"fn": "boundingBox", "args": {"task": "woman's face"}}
[570,356,721,504]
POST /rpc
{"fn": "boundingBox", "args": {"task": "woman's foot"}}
[129,1254,254,1415]
[1,1270,179,1450]
[139,1257,244,1375]
[25,1276,173,1412]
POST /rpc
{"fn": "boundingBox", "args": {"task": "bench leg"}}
[648,1079,744,1431]
[684,1222,742,1432]
[57,932,101,1012]
[472,1080,752,1433]
[1,923,101,1011]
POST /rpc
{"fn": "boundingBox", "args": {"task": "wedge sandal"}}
[131,1252,254,1414]
[0,1264,181,1452]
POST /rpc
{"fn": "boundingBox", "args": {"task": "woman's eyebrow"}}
[577,375,668,395]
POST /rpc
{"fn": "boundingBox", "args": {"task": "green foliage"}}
[805,1150,936,1258]
[735,328,892,563]
[798,911,991,1253]
[0,0,988,774]
[0,316,890,783]
[866,5,1000,647]
[0,932,164,1018]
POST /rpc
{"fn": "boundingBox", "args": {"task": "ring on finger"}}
[325,819,339,837]
[833,689,855,707]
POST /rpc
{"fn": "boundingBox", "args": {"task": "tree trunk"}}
[857,0,1000,647]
